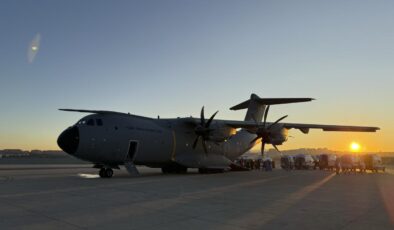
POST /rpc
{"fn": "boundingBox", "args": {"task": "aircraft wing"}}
[59,109,127,114]
[224,120,380,133]
[224,120,259,129]
[183,118,258,128]
[281,123,380,133]
[59,109,153,120]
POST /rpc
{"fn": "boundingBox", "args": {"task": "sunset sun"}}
[350,142,361,152]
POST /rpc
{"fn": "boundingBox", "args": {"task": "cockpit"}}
[76,118,104,126]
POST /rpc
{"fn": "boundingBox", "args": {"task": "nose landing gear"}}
[99,168,114,178]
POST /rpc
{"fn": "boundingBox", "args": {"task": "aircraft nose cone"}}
[57,126,79,155]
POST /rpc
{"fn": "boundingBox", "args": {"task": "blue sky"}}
[0,0,393,151]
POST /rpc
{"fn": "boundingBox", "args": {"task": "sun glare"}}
[350,142,361,152]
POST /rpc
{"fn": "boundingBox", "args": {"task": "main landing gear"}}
[198,168,225,174]
[161,165,188,174]
[99,168,114,178]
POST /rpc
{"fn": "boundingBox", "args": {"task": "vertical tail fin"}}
[245,94,267,121]
[230,94,314,122]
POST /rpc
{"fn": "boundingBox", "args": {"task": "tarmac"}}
[0,165,393,230]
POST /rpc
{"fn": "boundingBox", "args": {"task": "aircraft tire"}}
[161,167,170,174]
[162,165,187,174]
[176,166,188,174]
[105,168,114,178]
[99,168,106,178]
[161,166,175,174]
[199,168,224,174]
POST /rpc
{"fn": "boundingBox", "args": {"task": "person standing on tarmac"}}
[267,160,273,171]
[264,156,272,172]
[260,159,264,171]
[335,157,341,175]
[360,158,366,174]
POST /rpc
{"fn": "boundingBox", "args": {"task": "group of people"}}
[236,154,385,174]
[235,158,275,171]
[289,153,385,174]
[334,157,381,174]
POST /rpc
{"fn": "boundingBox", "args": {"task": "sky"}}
[0,0,393,151]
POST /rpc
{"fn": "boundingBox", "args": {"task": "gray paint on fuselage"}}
[75,114,173,166]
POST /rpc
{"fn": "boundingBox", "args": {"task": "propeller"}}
[250,105,288,156]
[192,106,218,154]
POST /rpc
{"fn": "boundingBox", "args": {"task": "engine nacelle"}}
[268,125,289,145]
[208,124,237,142]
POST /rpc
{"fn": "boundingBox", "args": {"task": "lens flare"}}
[28,33,41,63]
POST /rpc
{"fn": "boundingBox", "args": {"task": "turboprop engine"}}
[264,124,289,145]
[250,105,289,155]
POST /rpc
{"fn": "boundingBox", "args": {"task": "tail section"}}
[230,94,314,121]
[233,94,266,121]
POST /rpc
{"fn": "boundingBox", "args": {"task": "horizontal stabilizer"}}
[230,95,314,111]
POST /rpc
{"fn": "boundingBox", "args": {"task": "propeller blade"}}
[202,140,208,154]
[261,141,266,156]
[250,136,261,144]
[263,105,270,127]
[192,136,200,149]
[205,110,218,127]
[272,144,281,153]
[268,115,288,129]
[200,106,205,126]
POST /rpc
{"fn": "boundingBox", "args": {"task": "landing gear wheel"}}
[99,168,105,178]
[162,165,188,174]
[199,168,224,174]
[105,168,113,178]
[176,166,188,174]
[99,168,113,178]
[161,167,169,174]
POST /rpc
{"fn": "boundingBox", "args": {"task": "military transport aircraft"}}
[57,94,379,178]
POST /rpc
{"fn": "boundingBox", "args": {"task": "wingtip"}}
[59,109,75,112]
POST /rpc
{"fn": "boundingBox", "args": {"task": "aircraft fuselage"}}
[59,113,265,169]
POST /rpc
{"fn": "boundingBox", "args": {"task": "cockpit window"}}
[87,119,95,126]
[77,119,86,125]
[96,119,103,126]
[77,118,101,126]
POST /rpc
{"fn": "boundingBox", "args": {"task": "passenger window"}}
[87,119,95,126]
[96,119,103,126]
